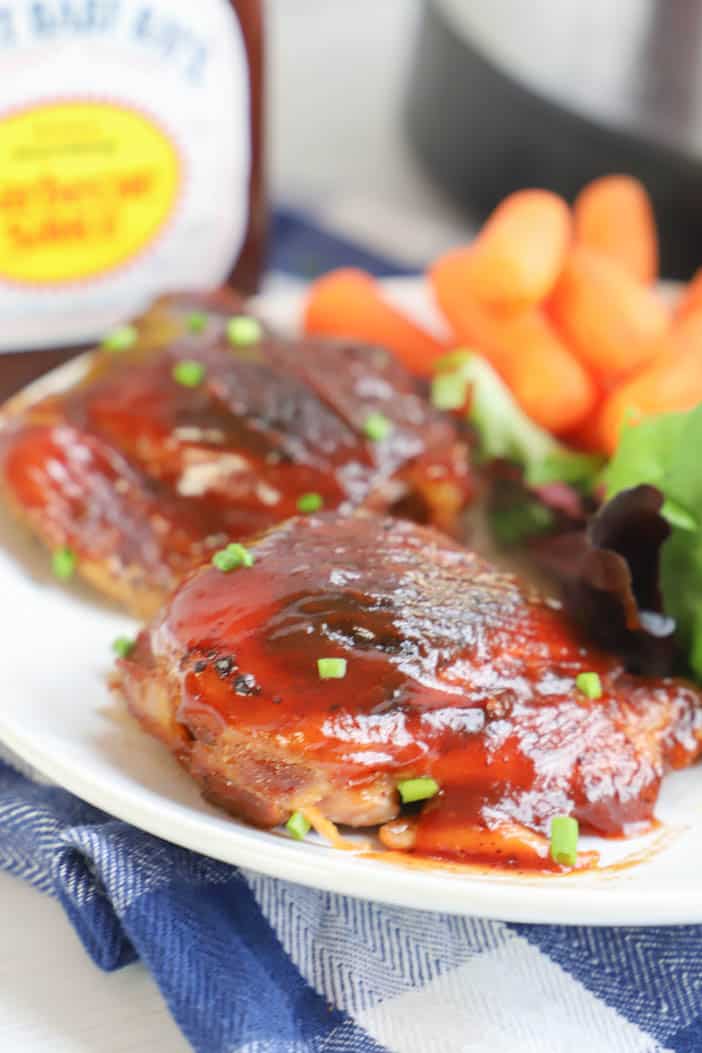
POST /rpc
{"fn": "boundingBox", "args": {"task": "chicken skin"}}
[115,512,702,870]
[0,294,470,617]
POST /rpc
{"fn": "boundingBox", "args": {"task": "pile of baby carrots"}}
[303,175,702,455]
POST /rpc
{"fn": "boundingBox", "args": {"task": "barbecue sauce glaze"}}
[126,514,702,871]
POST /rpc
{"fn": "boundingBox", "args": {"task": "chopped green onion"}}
[433,348,474,374]
[297,492,324,514]
[212,548,235,572]
[397,777,440,804]
[286,811,311,840]
[317,657,347,679]
[52,546,75,580]
[172,360,205,388]
[227,315,262,347]
[363,412,393,442]
[550,815,579,866]
[187,311,208,333]
[576,671,602,700]
[431,370,469,411]
[112,635,135,659]
[212,542,255,572]
[102,324,137,351]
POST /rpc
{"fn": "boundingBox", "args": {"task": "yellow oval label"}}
[0,101,180,285]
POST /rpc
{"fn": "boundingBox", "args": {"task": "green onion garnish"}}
[102,324,137,352]
[297,492,324,514]
[227,315,262,348]
[317,657,347,679]
[172,360,205,388]
[286,811,311,840]
[212,542,255,572]
[397,777,439,804]
[550,815,579,866]
[433,348,474,374]
[430,370,469,411]
[112,636,135,659]
[363,412,393,442]
[187,311,208,334]
[576,671,602,700]
[51,546,76,581]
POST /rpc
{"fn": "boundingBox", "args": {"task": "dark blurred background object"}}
[407,0,702,278]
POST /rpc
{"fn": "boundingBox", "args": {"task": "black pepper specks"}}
[234,673,261,696]
[215,656,236,679]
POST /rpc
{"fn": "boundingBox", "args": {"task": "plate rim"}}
[1,276,699,926]
[4,712,701,926]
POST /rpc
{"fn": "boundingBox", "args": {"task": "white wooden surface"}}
[0,2,461,1049]
[0,872,191,1052]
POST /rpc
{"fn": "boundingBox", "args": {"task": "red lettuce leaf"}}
[530,485,677,676]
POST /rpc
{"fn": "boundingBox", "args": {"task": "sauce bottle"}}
[0,0,265,398]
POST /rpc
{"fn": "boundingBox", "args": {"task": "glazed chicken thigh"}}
[0,294,470,616]
[115,513,702,870]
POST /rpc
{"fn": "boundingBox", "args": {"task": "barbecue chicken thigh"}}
[115,512,702,870]
[0,294,470,616]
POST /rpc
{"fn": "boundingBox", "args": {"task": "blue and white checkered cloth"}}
[2,212,702,1053]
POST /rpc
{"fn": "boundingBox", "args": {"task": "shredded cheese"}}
[302,806,368,852]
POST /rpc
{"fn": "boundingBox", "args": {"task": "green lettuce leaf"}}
[602,405,702,677]
[432,350,602,489]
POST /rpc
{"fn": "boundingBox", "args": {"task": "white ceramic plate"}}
[1,278,701,926]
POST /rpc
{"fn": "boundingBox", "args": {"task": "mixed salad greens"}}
[436,352,702,683]
[603,405,702,678]
[432,350,602,489]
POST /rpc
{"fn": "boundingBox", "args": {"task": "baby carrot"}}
[561,413,607,454]
[303,268,446,375]
[596,311,702,453]
[498,311,599,435]
[549,246,669,383]
[431,249,597,434]
[675,267,702,321]
[573,174,658,283]
[458,189,571,311]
